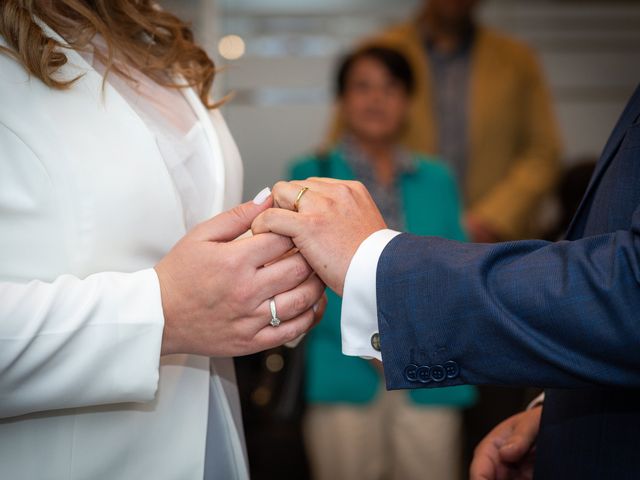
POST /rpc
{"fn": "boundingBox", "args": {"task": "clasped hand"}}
[155,178,386,357]
[156,194,327,357]
[252,178,387,295]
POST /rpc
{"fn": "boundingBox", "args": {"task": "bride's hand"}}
[156,193,325,357]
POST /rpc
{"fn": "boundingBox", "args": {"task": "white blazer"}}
[0,28,247,480]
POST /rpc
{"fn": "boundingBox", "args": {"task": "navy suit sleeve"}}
[377,206,640,390]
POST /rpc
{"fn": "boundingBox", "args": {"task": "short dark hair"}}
[335,46,415,98]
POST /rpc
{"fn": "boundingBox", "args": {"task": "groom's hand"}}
[470,406,541,480]
[251,178,386,295]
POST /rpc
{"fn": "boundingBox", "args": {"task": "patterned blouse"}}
[340,135,416,231]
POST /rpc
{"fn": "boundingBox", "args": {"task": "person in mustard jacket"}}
[290,46,476,480]
[328,0,562,242]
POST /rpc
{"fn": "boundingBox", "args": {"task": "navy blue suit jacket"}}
[377,85,640,479]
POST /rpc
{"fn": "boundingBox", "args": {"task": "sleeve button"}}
[430,364,446,382]
[444,360,459,379]
[404,364,419,382]
[416,365,432,384]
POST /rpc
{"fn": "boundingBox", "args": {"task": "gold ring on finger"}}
[293,186,309,212]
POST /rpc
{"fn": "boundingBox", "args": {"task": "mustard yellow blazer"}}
[329,22,562,239]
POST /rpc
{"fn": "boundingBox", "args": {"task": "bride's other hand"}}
[156,190,324,357]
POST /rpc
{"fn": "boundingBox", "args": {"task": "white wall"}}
[161,0,640,200]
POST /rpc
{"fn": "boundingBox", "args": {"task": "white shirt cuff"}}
[341,229,401,360]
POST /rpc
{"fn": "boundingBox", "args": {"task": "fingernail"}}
[313,303,319,313]
[500,443,515,451]
[252,187,271,205]
[285,334,306,349]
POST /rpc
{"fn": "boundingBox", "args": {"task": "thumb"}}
[193,187,273,242]
[498,409,541,463]
[498,435,531,463]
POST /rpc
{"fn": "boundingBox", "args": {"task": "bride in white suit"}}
[0,2,325,479]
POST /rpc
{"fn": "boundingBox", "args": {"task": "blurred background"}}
[163,0,639,200]
[160,1,640,479]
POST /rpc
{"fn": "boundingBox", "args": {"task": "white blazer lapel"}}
[35,21,187,232]
[209,108,244,210]
[40,20,239,219]
[181,89,249,478]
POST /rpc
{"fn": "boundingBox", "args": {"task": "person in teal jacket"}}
[289,46,476,480]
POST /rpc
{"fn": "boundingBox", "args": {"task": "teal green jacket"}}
[289,147,477,407]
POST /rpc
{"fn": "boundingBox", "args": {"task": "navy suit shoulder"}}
[376,85,640,478]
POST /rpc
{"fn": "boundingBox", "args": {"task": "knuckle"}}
[290,291,308,314]
[273,180,288,192]
[250,214,265,233]
[350,180,366,192]
[264,209,287,230]
[259,208,275,226]
[301,310,315,329]
[232,284,253,306]
[310,274,325,290]
[334,183,351,197]
[320,196,336,211]
[229,326,250,352]
[272,181,288,205]
[227,204,248,225]
[243,327,258,346]
[292,257,311,280]
[275,232,294,250]
[233,333,249,351]
[284,323,305,343]
[266,207,280,220]
[284,330,299,344]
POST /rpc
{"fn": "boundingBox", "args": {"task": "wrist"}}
[338,228,388,294]
[155,265,181,356]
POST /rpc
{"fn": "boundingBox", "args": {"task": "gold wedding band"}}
[293,186,309,212]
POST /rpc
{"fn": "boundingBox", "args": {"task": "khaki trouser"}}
[305,389,462,480]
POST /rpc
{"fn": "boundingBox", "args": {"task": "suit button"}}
[416,365,431,384]
[371,333,381,352]
[404,364,418,382]
[430,364,446,382]
[444,361,459,379]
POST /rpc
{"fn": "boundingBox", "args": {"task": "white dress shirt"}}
[341,229,401,360]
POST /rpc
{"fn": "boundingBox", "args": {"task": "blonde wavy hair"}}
[0,0,219,107]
